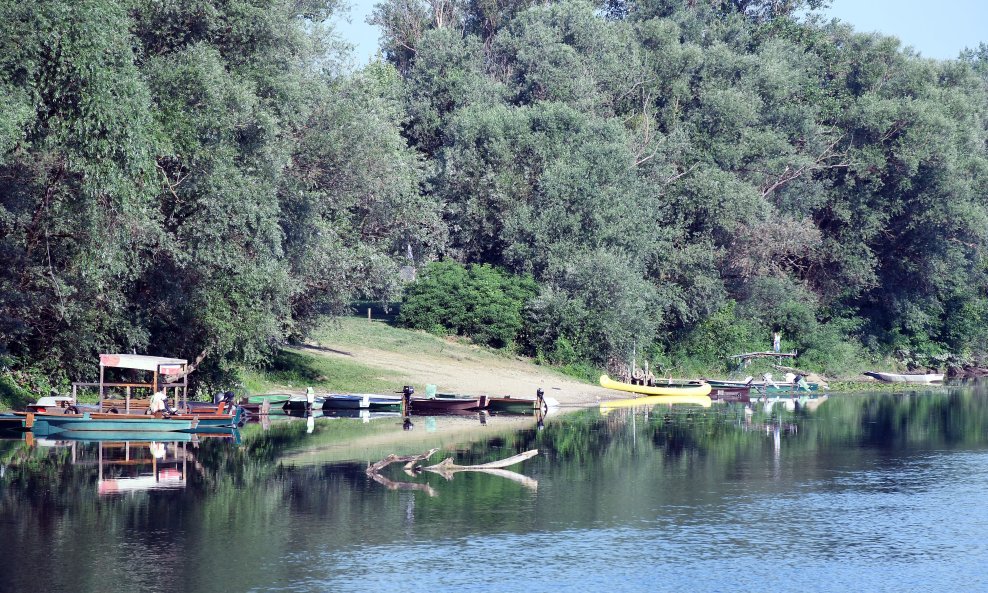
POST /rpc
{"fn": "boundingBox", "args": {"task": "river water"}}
[2,388,988,593]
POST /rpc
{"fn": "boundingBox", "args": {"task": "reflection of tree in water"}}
[651,412,707,458]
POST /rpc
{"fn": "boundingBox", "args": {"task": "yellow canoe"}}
[599,394,712,414]
[599,375,713,397]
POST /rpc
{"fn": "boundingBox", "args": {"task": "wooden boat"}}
[170,407,245,430]
[321,393,403,410]
[409,395,488,413]
[863,371,944,384]
[27,412,197,436]
[599,375,713,397]
[600,393,712,414]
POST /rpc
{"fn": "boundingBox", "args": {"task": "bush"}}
[795,317,870,376]
[666,301,763,374]
[398,261,538,349]
[521,251,663,365]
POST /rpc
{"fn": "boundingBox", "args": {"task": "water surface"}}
[2,389,987,592]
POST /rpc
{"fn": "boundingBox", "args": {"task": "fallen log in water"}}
[419,450,540,488]
[422,449,539,472]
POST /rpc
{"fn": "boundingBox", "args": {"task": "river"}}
[2,388,987,592]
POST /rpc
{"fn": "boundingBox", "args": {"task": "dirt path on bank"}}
[299,339,616,408]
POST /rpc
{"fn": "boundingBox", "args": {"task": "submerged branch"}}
[366,448,440,474]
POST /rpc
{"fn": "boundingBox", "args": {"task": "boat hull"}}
[599,375,713,397]
[29,413,196,436]
[864,372,944,384]
[410,396,487,413]
[322,394,403,410]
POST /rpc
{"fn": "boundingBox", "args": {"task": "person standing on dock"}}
[772,331,781,354]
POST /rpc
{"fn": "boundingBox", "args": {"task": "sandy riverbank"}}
[300,336,615,407]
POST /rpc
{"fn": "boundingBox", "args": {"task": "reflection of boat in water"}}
[99,468,186,494]
[600,394,713,414]
[758,394,828,412]
[599,375,713,397]
[863,371,944,384]
[94,440,190,495]
[53,430,199,443]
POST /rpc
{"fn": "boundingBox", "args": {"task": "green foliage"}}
[398,261,538,348]
[3,0,988,387]
[666,302,761,374]
[794,317,871,376]
[522,250,663,365]
[0,1,427,387]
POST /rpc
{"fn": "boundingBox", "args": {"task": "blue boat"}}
[322,393,403,410]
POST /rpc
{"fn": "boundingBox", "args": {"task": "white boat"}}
[863,371,944,384]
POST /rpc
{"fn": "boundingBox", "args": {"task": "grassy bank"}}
[239,347,407,395]
[240,316,921,397]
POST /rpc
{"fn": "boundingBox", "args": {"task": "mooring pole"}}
[401,385,414,416]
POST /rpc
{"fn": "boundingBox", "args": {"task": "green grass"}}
[239,347,405,395]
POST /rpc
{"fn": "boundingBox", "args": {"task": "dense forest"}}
[1,0,987,394]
